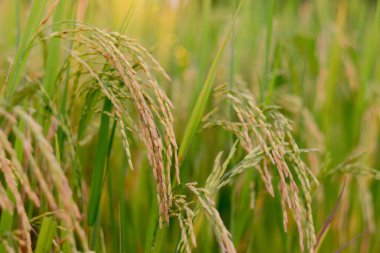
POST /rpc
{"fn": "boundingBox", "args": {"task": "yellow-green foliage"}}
[0,0,379,252]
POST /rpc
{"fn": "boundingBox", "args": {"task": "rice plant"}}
[0,0,379,252]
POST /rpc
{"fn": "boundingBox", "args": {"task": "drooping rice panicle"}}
[186,183,236,253]
[202,84,318,251]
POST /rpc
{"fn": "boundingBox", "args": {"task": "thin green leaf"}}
[87,98,113,226]
[178,1,243,162]
[4,0,49,98]
[35,216,57,253]
[43,0,66,96]
[314,178,346,252]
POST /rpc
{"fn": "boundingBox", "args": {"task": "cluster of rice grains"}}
[0,106,86,252]
[48,24,180,226]
[0,24,179,251]
[169,84,319,253]
[201,84,319,252]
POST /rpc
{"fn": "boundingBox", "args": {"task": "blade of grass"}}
[262,0,275,103]
[91,119,117,251]
[106,120,118,252]
[189,0,211,110]
[87,98,113,227]
[178,1,243,163]
[4,0,49,98]
[35,216,57,253]
[119,0,138,34]
[42,0,66,157]
[15,0,21,48]
[43,0,66,97]
[314,178,346,252]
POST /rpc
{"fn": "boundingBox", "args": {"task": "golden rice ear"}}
[0,105,89,251]
[45,25,179,226]
[13,107,89,250]
[1,18,179,249]
[202,85,318,252]
[172,194,197,253]
[0,143,32,253]
[0,184,13,212]
[186,183,236,253]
